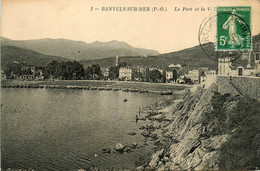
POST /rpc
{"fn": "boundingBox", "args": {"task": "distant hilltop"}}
[1,37,160,61]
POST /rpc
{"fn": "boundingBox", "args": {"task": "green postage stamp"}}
[217,7,251,51]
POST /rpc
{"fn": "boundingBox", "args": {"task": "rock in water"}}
[124,146,133,153]
[102,148,111,153]
[130,142,138,148]
[136,166,145,171]
[128,132,137,136]
[115,143,124,151]
[139,126,146,130]
[150,133,158,139]
[141,130,150,137]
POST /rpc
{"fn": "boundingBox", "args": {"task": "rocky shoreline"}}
[135,83,260,170]
[133,84,220,170]
[84,96,184,171]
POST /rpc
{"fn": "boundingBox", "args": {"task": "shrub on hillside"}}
[201,92,231,135]
[219,118,259,169]
[202,93,260,170]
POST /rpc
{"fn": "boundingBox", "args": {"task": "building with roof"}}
[218,52,260,77]
[119,67,133,81]
[165,69,178,83]
[102,68,110,78]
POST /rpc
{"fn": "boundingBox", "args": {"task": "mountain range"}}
[1,37,160,60]
[0,37,217,68]
[3,34,259,68]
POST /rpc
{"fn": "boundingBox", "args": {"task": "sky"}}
[1,0,260,53]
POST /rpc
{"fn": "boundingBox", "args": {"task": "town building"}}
[21,65,36,73]
[102,68,110,78]
[139,67,149,77]
[132,66,149,81]
[218,53,260,76]
[119,67,133,81]
[186,69,201,84]
[165,69,178,83]
[34,70,44,80]
[20,75,35,80]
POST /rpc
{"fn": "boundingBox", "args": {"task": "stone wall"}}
[217,76,260,101]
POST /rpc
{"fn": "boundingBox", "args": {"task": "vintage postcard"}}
[1,0,260,170]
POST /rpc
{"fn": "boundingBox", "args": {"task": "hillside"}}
[1,37,159,60]
[157,42,216,64]
[81,43,218,69]
[137,84,260,170]
[1,46,66,66]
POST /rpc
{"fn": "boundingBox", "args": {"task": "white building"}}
[218,53,260,76]
[218,57,232,76]
[102,68,110,77]
[119,67,132,81]
[166,71,173,80]
[166,69,178,82]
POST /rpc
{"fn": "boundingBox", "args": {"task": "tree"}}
[132,70,144,81]
[108,66,119,80]
[45,60,58,78]
[148,70,162,83]
[183,76,193,84]
[119,61,127,67]
[3,62,31,79]
[44,60,85,80]
[85,64,102,80]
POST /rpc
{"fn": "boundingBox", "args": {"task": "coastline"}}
[135,82,260,170]
[1,79,191,95]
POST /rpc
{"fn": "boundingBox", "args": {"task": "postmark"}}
[198,8,252,62]
[216,7,251,51]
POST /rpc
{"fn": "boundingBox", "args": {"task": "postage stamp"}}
[198,12,243,62]
[216,6,251,51]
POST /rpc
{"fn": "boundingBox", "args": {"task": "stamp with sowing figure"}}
[217,6,251,51]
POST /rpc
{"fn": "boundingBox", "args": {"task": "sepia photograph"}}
[1,0,260,170]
